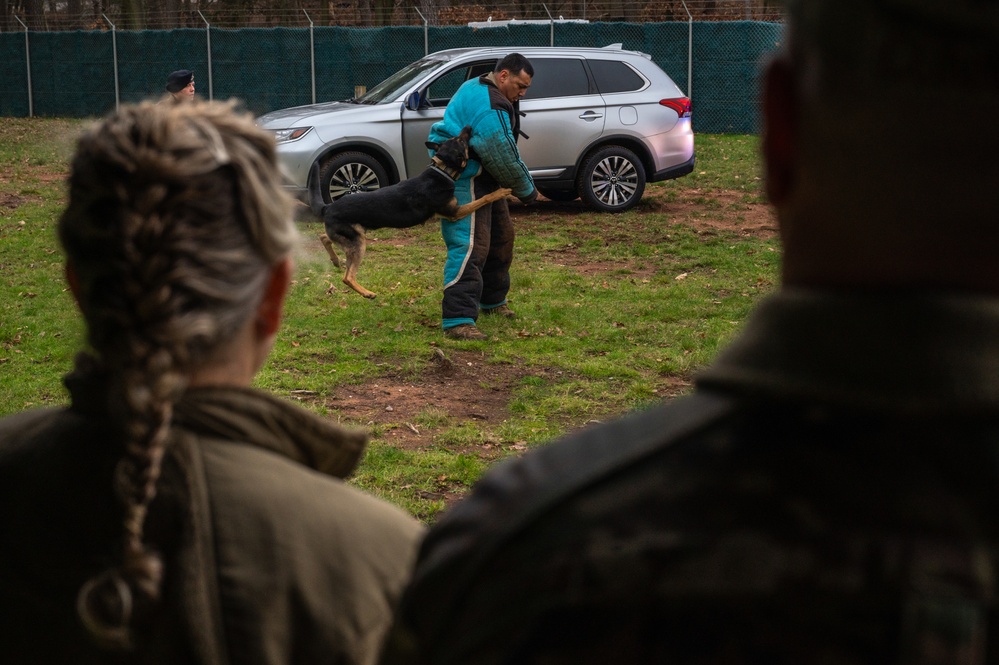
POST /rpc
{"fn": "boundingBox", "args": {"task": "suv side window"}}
[523,58,591,100]
[588,59,647,94]
[426,60,497,106]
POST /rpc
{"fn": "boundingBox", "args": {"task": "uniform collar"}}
[66,369,367,479]
[696,289,999,413]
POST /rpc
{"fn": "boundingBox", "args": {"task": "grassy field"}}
[0,118,778,521]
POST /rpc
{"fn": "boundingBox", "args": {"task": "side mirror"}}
[405,91,424,111]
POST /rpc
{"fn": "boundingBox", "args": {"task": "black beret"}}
[166,69,194,93]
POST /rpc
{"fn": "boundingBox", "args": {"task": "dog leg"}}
[342,229,377,299]
[319,233,342,268]
[442,188,513,221]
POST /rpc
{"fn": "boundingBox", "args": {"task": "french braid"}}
[59,100,297,649]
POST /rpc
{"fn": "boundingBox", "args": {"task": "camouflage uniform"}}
[380,290,999,664]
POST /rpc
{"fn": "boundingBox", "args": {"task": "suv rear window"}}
[524,58,591,99]
[588,59,646,94]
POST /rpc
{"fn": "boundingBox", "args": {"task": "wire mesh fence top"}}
[5,1,783,32]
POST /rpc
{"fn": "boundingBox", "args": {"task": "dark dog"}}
[311,126,512,298]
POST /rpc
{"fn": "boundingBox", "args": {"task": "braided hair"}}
[59,100,298,649]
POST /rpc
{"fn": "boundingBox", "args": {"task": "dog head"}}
[425,125,472,178]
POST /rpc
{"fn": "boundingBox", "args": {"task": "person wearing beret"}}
[165,69,195,102]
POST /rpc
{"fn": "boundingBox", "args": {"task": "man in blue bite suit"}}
[428,53,538,341]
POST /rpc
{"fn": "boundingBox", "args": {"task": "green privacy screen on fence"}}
[0,21,783,133]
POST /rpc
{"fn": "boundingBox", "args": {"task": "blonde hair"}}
[60,99,297,649]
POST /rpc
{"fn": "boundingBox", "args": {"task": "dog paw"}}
[500,188,513,197]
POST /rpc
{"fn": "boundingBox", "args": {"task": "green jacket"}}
[0,376,424,664]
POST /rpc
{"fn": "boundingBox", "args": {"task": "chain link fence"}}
[1,18,782,132]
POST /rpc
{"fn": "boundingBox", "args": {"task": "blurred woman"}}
[0,99,423,664]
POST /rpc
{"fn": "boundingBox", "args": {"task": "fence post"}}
[543,4,554,46]
[103,15,120,111]
[14,14,33,117]
[681,0,693,100]
[303,9,316,104]
[414,6,428,55]
[198,11,214,100]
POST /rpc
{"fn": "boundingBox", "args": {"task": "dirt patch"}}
[295,342,692,459]
[657,189,778,239]
[312,346,524,454]
[527,187,778,240]
[0,193,27,210]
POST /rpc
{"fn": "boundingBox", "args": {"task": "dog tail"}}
[308,161,326,216]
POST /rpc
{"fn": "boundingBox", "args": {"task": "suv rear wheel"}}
[318,152,388,203]
[578,145,646,213]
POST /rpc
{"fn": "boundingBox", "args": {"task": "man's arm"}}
[470,90,536,203]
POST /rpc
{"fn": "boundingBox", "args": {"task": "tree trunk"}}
[22,0,44,29]
[156,0,181,29]
[120,0,146,29]
[356,0,371,26]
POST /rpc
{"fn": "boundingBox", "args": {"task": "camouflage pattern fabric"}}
[380,290,999,665]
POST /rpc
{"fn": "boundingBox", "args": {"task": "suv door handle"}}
[579,111,604,121]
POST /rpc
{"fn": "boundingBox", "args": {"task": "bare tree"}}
[17,0,45,29]
[414,0,441,24]
[2,0,13,31]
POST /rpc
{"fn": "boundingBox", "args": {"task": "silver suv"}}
[257,45,694,213]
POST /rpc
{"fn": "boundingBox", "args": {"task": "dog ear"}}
[425,141,439,151]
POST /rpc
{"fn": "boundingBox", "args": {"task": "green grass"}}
[685,132,766,198]
[0,118,86,411]
[0,125,777,521]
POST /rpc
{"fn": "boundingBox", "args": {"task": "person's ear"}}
[255,257,292,339]
[762,56,798,205]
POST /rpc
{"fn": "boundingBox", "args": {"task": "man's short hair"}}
[495,53,534,78]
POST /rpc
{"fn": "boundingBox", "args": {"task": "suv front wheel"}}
[578,146,646,213]
[318,151,389,203]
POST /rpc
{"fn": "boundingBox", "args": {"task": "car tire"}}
[318,152,389,203]
[538,188,579,202]
[578,145,646,213]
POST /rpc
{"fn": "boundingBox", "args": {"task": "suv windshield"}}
[358,57,447,104]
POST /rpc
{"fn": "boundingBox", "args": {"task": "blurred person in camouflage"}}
[378,0,999,662]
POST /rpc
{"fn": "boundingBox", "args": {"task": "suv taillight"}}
[660,97,692,118]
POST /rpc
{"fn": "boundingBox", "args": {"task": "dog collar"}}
[430,156,463,181]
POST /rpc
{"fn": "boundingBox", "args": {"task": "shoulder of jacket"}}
[0,407,77,446]
[421,391,738,559]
